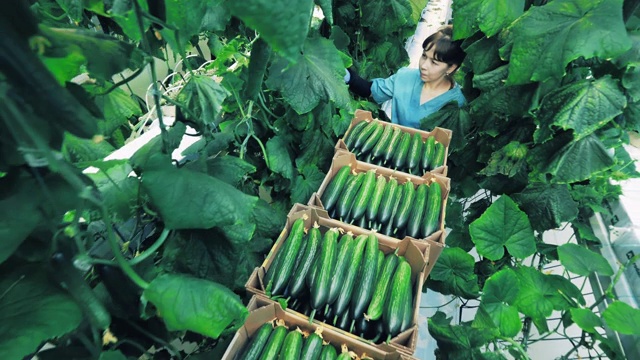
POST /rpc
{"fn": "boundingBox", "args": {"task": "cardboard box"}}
[337,109,452,176]
[308,151,449,276]
[222,296,419,360]
[245,205,428,355]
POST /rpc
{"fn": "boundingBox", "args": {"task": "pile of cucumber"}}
[264,220,414,343]
[321,166,442,239]
[343,120,446,174]
[236,321,362,360]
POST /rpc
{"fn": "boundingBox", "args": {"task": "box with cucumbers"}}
[222,296,419,359]
[337,110,452,176]
[245,205,427,355]
[308,151,449,276]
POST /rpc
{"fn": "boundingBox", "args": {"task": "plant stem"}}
[252,134,270,168]
[99,66,146,95]
[623,0,640,23]
[501,336,532,360]
[130,228,171,265]
[103,207,150,289]
[133,0,169,154]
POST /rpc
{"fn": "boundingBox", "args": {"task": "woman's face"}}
[419,46,454,83]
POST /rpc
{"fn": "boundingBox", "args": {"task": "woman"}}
[346,25,466,129]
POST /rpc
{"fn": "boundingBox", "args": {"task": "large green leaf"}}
[161,230,272,291]
[428,312,494,353]
[315,0,333,24]
[227,0,314,61]
[266,37,351,114]
[469,195,536,261]
[512,183,578,231]
[602,301,640,335]
[86,161,139,221]
[570,308,603,333]
[200,0,231,32]
[464,36,503,74]
[0,180,45,263]
[252,199,287,239]
[291,164,325,205]
[622,64,640,102]
[408,0,426,23]
[266,135,295,180]
[55,0,83,21]
[142,166,258,230]
[513,266,583,332]
[452,0,482,39]
[176,75,230,129]
[470,68,536,118]
[361,0,412,37]
[478,0,524,38]
[143,273,248,338]
[421,102,472,153]
[0,266,82,359]
[159,0,208,53]
[92,87,142,135]
[476,268,522,337]
[40,49,86,85]
[479,141,528,178]
[427,247,480,298]
[542,134,615,183]
[502,0,632,85]
[558,243,614,276]
[40,26,142,81]
[107,0,149,41]
[207,155,256,187]
[534,77,626,143]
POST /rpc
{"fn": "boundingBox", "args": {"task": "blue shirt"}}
[370,67,466,129]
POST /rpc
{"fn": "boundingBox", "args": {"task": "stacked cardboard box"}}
[227,110,454,359]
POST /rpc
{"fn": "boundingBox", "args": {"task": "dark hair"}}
[421,25,465,67]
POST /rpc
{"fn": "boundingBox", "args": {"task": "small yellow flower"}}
[102,328,118,345]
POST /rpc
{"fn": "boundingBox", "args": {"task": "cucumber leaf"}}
[291,164,326,205]
[0,265,82,359]
[512,183,578,232]
[502,0,632,85]
[143,273,248,338]
[558,243,614,277]
[474,269,522,337]
[266,37,351,114]
[477,0,524,38]
[570,308,603,333]
[361,0,412,37]
[602,301,640,335]
[227,0,314,61]
[469,195,536,261]
[427,247,480,299]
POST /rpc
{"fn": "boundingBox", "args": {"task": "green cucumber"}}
[354,316,370,337]
[358,122,384,156]
[366,252,399,321]
[421,180,443,238]
[336,307,352,331]
[300,331,323,360]
[343,120,368,150]
[288,224,322,298]
[258,325,288,360]
[321,165,352,213]
[391,132,412,170]
[376,177,399,226]
[335,172,365,222]
[382,127,403,165]
[406,184,428,239]
[406,133,424,174]
[392,181,416,234]
[268,217,306,296]
[336,354,351,360]
[349,234,379,327]
[421,136,436,172]
[332,235,368,321]
[352,120,378,151]
[382,183,404,236]
[279,329,303,360]
[365,175,387,227]
[383,261,411,340]
[432,141,446,169]
[309,228,339,321]
[371,124,394,161]
[376,250,385,282]
[400,276,414,332]
[349,169,377,222]
[237,322,273,360]
[319,345,338,360]
[326,233,356,308]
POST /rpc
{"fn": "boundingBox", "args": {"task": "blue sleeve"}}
[370,74,396,104]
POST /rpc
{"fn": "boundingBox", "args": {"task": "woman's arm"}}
[345,68,372,97]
